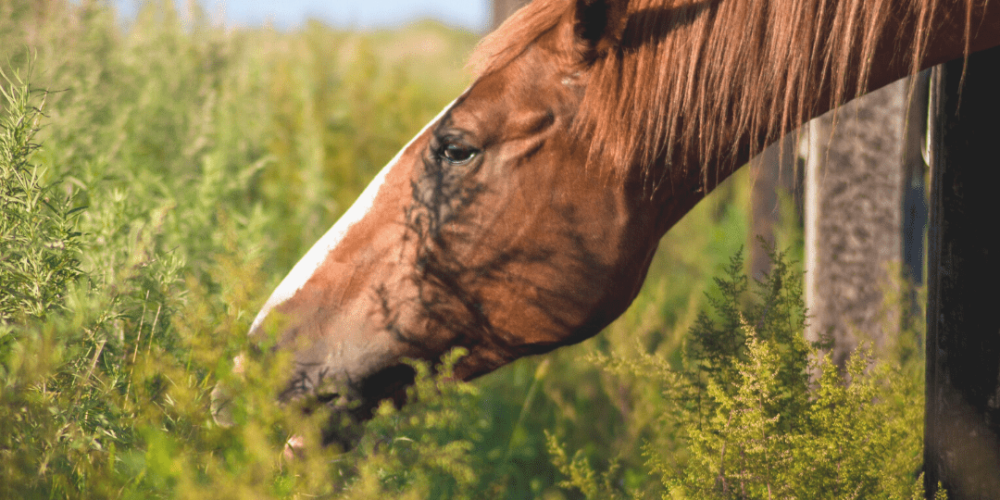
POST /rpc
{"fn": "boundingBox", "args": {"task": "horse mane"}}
[471,0,967,190]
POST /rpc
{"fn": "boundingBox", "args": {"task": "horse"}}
[245,0,1000,450]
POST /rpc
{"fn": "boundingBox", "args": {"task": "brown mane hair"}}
[471,0,972,190]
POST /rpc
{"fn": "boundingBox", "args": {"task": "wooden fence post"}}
[924,46,1000,499]
[804,78,915,367]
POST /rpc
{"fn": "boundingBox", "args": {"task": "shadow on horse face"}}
[247,1,664,449]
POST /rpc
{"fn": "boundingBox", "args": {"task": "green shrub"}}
[553,250,930,500]
[0,68,82,324]
[0,68,107,499]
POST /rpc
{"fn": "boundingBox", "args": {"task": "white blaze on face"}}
[249,98,461,335]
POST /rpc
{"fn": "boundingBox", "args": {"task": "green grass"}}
[0,1,925,498]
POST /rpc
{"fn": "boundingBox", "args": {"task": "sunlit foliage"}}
[0,1,929,498]
[552,251,932,499]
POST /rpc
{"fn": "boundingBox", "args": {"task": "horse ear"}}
[573,0,630,57]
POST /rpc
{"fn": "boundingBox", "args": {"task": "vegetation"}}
[0,1,930,498]
[550,251,932,499]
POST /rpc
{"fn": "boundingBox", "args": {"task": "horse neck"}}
[646,0,1000,235]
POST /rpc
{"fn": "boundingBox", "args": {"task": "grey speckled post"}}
[804,76,926,368]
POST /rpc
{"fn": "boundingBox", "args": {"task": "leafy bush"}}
[552,250,931,499]
[0,69,82,324]
[0,68,107,499]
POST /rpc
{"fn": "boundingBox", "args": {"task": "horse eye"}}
[440,143,478,165]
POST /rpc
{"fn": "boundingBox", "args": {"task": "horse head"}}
[243,0,1000,449]
[248,0,669,449]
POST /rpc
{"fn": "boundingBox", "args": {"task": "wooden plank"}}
[924,46,1000,499]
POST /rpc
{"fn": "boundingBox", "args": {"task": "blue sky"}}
[112,0,489,32]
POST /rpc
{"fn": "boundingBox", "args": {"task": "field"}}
[1,1,929,498]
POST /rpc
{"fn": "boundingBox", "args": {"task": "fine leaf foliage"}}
[559,250,928,500]
[0,68,82,325]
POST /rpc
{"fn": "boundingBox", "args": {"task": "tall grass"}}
[0,1,923,498]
